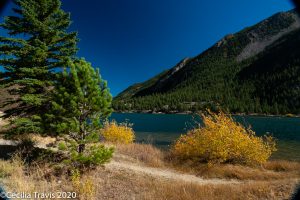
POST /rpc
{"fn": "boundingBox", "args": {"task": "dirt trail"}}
[107,159,240,185]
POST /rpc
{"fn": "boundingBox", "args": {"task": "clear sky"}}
[0,0,295,96]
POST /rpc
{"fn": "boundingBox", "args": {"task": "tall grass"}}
[0,146,299,200]
[115,143,165,167]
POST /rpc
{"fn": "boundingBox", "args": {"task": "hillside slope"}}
[114,10,300,114]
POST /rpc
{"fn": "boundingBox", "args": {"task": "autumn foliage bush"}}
[101,121,135,144]
[172,111,276,166]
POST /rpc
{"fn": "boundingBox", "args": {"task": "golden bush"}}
[101,121,135,144]
[71,169,95,200]
[171,111,276,166]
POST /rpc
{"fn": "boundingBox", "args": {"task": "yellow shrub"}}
[172,111,276,166]
[71,169,95,200]
[285,113,295,117]
[101,121,135,144]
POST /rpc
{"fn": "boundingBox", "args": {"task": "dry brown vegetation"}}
[27,134,57,148]
[90,161,300,200]
[0,111,8,132]
[168,159,300,181]
[0,140,299,199]
[0,153,299,200]
[137,179,299,200]
[0,156,97,200]
[115,143,165,167]
[0,85,19,112]
[263,160,300,172]
[114,143,300,181]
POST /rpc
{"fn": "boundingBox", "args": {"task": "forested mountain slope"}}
[114,10,300,114]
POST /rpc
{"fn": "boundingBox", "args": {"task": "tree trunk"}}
[78,144,85,153]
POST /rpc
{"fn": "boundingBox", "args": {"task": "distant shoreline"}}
[113,110,300,118]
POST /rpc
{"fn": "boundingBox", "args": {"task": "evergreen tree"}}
[0,0,78,134]
[47,59,112,154]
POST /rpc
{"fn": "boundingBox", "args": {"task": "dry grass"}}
[138,179,299,200]
[0,143,299,200]
[0,153,299,200]
[115,143,165,167]
[91,163,299,200]
[196,164,299,180]
[0,157,16,178]
[168,161,300,181]
[0,111,7,124]
[0,156,100,200]
[0,111,8,132]
[28,134,57,147]
[115,143,300,181]
[0,157,72,199]
[263,160,300,172]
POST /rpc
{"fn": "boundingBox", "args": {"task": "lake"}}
[110,113,300,161]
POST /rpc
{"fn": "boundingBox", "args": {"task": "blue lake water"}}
[110,113,300,161]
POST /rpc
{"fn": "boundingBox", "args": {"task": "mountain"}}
[113,10,300,114]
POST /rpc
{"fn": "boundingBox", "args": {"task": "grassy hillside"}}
[113,10,300,114]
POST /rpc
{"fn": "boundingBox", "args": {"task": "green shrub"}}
[58,141,68,151]
[66,144,114,168]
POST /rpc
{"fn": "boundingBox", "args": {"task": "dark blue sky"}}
[0,0,294,96]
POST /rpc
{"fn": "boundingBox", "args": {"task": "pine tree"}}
[0,0,78,134]
[47,59,112,154]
